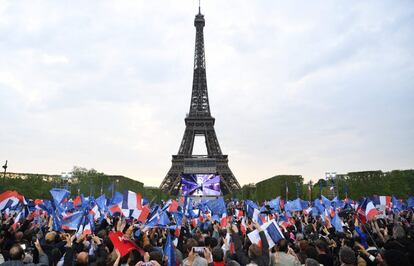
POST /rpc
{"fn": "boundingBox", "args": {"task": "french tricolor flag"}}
[220,213,228,227]
[131,205,150,223]
[240,217,247,235]
[12,212,22,231]
[90,205,101,221]
[234,209,244,220]
[252,208,261,223]
[365,201,379,221]
[191,218,198,228]
[163,199,179,213]
[122,191,143,210]
[379,196,391,208]
[83,221,92,235]
[0,191,25,210]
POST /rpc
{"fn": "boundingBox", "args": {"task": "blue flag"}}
[173,211,183,226]
[407,196,414,208]
[158,211,170,226]
[355,226,368,249]
[50,188,70,206]
[269,197,280,211]
[164,230,175,266]
[314,198,325,213]
[392,196,403,211]
[332,197,344,209]
[290,198,303,211]
[206,198,226,216]
[321,195,331,208]
[266,222,284,244]
[331,213,343,232]
[111,192,123,205]
[61,211,83,231]
[96,195,107,211]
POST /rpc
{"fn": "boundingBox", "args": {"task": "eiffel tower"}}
[159,7,241,195]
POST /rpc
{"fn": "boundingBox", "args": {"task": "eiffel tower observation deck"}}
[159,7,241,195]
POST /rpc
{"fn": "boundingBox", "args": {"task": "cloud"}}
[0,0,413,187]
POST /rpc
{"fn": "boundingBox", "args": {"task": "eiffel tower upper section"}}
[189,8,210,118]
[159,7,241,195]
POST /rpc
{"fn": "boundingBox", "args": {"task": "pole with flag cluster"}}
[285,181,289,201]
[296,182,300,199]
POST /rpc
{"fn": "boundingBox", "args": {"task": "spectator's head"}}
[305,245,318,260]
[185,238,198,254]
[9,244,25,261]
[209,237,218,249]
[248,244,262,260]
[392,225,405,240]
[15,231,24,242]
[212,247,224,262]
[339,246,356,266]
[225,259,241,266]
[45,231,56,244]
[315,240,328,254]
[277,239,288,253]
[305,258,320,266]
[77,251,89,265]
[299,240,308,252]
[150,250,163,265]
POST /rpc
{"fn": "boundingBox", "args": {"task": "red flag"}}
[220,213,228,227]
[168,200,179,213]
[109,231,140,257]
[136,193,142,210]
[137,205,150,223]
[73,196,82,208]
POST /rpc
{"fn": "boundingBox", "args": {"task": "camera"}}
[193,246,205,257]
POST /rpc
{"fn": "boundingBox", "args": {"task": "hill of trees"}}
[2,167,413,202]
[234,169,414,201]
[1,167,144,199]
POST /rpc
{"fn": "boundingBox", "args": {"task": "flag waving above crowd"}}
[1,188,414,265]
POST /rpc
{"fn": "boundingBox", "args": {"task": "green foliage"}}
[71,166,144,198]
[1,174,61,199]
[233,184,257,201]
[344,170,414,199]
[143,186,169,203]
[255,175,303,202]
[1,166,145,200]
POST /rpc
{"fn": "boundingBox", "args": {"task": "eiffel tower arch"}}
[159,8,241,195]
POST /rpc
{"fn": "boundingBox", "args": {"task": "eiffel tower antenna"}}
[198,0,201,14]
[160,7,241,195]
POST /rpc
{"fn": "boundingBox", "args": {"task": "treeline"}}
[234,169,414,201]
[0,167,145,199]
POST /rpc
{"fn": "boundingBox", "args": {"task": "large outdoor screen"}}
[181,174,221,196]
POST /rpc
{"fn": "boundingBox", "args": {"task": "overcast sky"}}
[0,0,413,187]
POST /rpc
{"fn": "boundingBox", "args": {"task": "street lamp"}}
[2,160,7,188]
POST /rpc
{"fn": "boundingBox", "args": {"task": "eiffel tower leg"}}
[159,158,184,195]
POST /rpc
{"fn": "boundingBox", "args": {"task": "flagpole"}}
[2,160,7,189]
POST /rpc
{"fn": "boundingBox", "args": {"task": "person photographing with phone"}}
[0,239,48,266]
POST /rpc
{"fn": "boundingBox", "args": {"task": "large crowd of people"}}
[0,190,413,266]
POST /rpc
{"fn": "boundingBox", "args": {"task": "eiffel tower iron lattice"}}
[159,9,241,195]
